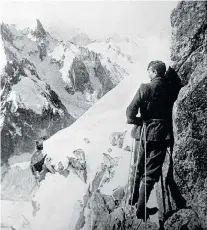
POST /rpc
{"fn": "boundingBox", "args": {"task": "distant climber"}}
[126,61,186,220]
[30,137,56,182]
[30,137,46,180]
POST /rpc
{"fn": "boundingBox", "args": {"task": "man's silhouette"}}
[126,61,186,219]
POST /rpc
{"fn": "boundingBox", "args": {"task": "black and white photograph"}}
[0,1,206,229]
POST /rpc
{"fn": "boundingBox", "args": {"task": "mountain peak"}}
[33,19,47,39]
[0,22,14,43]
[70,33,93,47]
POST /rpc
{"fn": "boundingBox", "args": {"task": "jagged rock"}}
[1,82,74,163]
[1,23,14,44]
[68,57,93,93]
[75,209,85,230]
[33,19,47,39]
[108,206,158,230]
[73,149,86,162]
[57,161,70,177]
[67,149,87,183]
[171,1,207,228]
[164,209,203,230]
[107,148,112,153]
[112,186,125,205]
[86,191,112,230]
[91,169,106,193]
[32,200,40,217]
[84,138,90,144]
[94,57,115,98]
[109,131,127,148]
[101,153,118,185]
[90,153,118,193]
[191,186,207,228]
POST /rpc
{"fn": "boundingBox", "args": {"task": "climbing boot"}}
[136,182,154,220]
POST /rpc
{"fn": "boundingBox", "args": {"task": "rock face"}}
[164,209,202,230]
[171,1,207,229]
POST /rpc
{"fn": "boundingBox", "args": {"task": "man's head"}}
[147,60,166,80]
[36,137,46,150]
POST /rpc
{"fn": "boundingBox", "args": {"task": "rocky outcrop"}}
[68,149,87,183]
[171,1,207,229]
[67,57,93,94]
[32,19,47,39]
[164,209,202,230]
[93,57,114,98]
[1,77,74,163]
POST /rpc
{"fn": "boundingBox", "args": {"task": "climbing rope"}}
[131,126,145,207]
[124,137,135,211]
[160,169,166,215]
[144,124,147,227]
[122,125,145,229]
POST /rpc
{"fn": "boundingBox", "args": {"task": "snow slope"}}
[42,74,147,230]
[87,34,172,76]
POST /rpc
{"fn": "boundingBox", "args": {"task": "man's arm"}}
[126,84,146,125]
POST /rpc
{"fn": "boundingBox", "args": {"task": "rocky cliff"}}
[171,1,207,229]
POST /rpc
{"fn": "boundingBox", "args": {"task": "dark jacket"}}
[30,150,47,174]
[126,68,181,142]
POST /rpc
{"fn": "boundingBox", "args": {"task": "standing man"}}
[30,137,56,182]
[30,137,47,181]
[126,61,185,219]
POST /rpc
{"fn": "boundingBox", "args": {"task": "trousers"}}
[131,139,167,206]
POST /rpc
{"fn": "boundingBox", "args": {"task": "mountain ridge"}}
[0,19,131,163]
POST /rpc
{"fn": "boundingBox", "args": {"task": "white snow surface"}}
[59,48,75,83]
[49,42,65,61]
[0,34,7,74]
[9,77,48,114]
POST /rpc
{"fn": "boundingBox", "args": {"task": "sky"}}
[0,1,178,40]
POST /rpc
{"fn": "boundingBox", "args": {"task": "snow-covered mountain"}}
[70,33,94,47]
[87,34,144,75]
[0,20,130,164]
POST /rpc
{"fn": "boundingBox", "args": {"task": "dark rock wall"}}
[171,1,207,228]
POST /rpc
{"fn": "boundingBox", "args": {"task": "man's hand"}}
[127,117,142,126]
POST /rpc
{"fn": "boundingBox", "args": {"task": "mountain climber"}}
[30,137,47,181]
[30,137,56,182]
[126,61,186,220]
